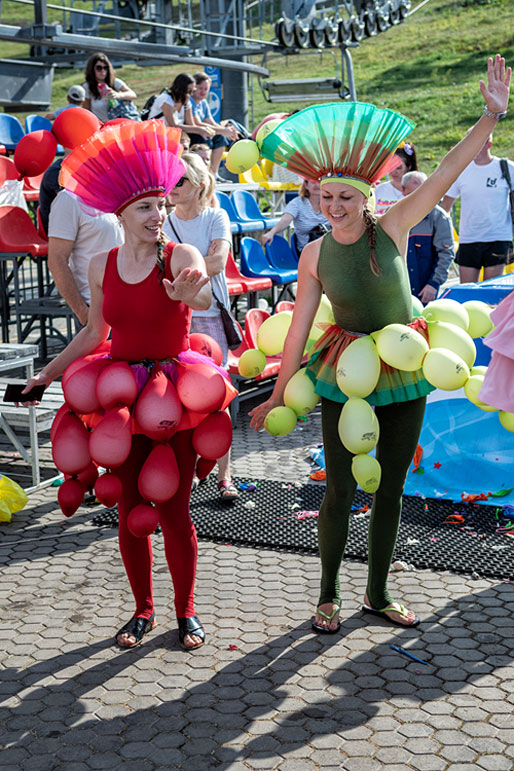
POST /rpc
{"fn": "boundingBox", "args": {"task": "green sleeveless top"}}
[307,222,434,406]
[318,223,413,333]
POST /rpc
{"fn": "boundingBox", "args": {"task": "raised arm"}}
[164,243,212,310]
[383,55,511,242]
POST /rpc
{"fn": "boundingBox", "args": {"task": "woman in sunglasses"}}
[83,52,137,123]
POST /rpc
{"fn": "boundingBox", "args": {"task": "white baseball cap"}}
[68,85,86,102]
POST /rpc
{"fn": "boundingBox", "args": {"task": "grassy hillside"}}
[1,0,513,171]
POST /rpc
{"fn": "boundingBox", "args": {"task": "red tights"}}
[116,430,198,619]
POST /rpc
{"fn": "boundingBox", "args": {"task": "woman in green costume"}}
[250,55,510,633]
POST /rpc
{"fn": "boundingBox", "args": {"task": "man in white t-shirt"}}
[441,134,514,283]
[48,190,124,325]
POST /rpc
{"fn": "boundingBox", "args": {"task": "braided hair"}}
[363,204,380,276]
[156,231,169,283]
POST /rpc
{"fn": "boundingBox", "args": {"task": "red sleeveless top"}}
[102,242,191,361]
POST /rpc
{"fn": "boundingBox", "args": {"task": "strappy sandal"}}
[115,613,156,648]
[362,602,420,627]
[311,604,341,634]
[177,615,205,650]
[218,480,239,503]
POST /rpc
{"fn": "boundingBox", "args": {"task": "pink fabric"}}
[479,350,514,412]
[483,290,514,359]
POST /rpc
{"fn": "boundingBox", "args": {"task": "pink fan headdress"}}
[60,120,186,214]
[260,102,415,203]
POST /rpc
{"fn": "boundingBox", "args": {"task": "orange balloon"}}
[127,503,159,538]
[192,410,232,460]
[95,471,122,507]
[134,370,183,441]
[176,363,226,413]
[96,361,138,411]
[52,107,101,149]
[138,443,180,503]
[14,130,57,177]
[189,333,223,366]
[52,412,91,474]
[89,406,133,468]
[63,358,110,414]
[58,478,84,518]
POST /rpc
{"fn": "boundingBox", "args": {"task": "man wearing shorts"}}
[441,134,514,283]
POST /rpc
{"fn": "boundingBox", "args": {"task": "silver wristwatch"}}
[483,105,507,120]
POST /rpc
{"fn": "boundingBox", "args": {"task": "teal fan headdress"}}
[260,102,415,199]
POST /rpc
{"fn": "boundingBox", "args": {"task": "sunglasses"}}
[174,177,188,188]
[95,64,108,71]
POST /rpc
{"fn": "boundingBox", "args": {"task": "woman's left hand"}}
[481,54,511,114]
[163,268,210,304]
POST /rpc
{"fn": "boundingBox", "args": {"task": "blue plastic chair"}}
[217,190,263,233]
[265,235,299,274]
[231,189,281,229]
[216,191,242,234]
[291,232,301,262]
[25,114,52,133]
[0,114,25,152]
[240,237,282,283]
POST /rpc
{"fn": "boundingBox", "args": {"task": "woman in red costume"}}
[22,121,236,650]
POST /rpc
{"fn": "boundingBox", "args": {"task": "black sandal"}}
[177,615,205,650]
[115,612,156,648]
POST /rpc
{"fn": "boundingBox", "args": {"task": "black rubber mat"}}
[92,477,514,581]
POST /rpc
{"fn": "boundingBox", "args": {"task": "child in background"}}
[45,85,85,121]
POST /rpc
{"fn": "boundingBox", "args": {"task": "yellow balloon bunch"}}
[338,398,381,493]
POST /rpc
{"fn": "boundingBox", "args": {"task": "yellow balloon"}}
[464,375,497,411]
[422,298,469,331]
[264,406,297,436]
[238,349,267,379]
[351,454,382,493]
[336,335,381,398]
[427,320,476,368]
[283,369,319,416]
[499,410,514,433]
[338,398,380,455]
[412,295,424,317]
[225,140,260,174]
[373,323,429,371]
[470,365,488,376]
[462,300,494,338]
[422,348,470,390]
[308,294,335,342]
[255,119,282,148]
[256,311,293,356]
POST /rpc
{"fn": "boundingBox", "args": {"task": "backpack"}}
[140,88,169,121]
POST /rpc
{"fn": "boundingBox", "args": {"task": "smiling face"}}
[320,181,367,234]
[119,196,166,242]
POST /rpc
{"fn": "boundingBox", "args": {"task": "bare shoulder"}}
[170,242,205,274]
[89,250,110,283]
[299,238,322,278]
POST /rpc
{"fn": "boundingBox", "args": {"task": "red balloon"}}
[50,403,72,444]
[196,456,217,480]
[89,406,133,468]
[176,363,226,414]
[52,412,91,474]
[95,471,122,507]
[189,333,223,366]
[58,478,84,517]
[96,361,138,411]
[14,130,57,177]
[52,107,101,149]
[63,358,110,414]
[251,112,289,141]
[127,503,159,538]
[66,461,99,492]
[138,443,180,503]
[192,410,232,460]
[134,369,183,441]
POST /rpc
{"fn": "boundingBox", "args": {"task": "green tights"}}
[318,396,426,610]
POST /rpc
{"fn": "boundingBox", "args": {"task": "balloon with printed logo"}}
[127,503,159,538]
[238,348,267,378]
[225,140,260,174]
[138,443,180,503]
[283,369,319,416]
[372,323,429,371]
[336,335,381,398]
[189,333,223,366]
[95,471,123,508]
[52,412,91,474]
[422,348,470,390]
[14,130,58,177]
[338,398,379,455]
[462,300,494,338]
[89,406,132,468]
[58,478,84,518]
[427,320,476,368]
[264,406,297,436]
[52,107,101,149]
[422,298,469,331]
[96,361,138,411]
[176,363,227,413]
[192,411,233,460]
[256,311,293,356]
[134,369,183,441]
[351,454,382,493]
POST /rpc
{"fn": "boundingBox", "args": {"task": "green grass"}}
[1,0,513,169]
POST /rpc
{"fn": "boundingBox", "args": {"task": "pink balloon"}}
[192,410,232,460]
[63,358,110,414]
[95,472,122,508]
[50,403,72,444]
[196,456,217,480]
[138,443,180,503]
[134,369,183,441]
[52,412,92,474]
[58,478,84,517]
[176,363,226,414]
[95,361,138,411]
[127,503,159,538]
[62,346,111,389]
[189,333,223,366]
[89,406,133,468]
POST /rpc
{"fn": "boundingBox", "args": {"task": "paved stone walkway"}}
[1,399,514,770]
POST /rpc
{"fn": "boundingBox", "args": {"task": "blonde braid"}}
[363,205,380,276]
